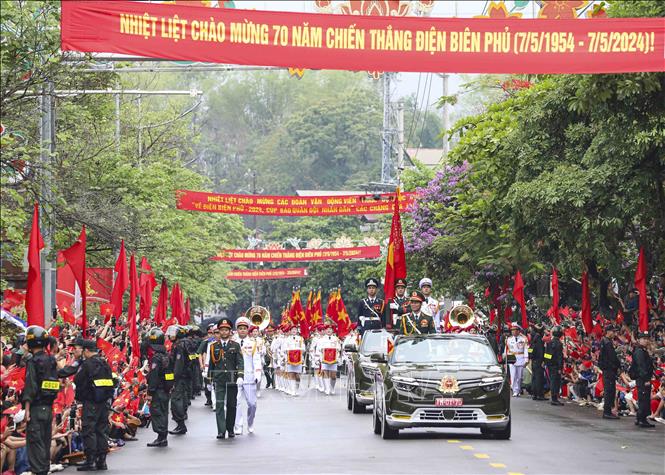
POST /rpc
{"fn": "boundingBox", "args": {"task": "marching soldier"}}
[355,278,386,334]
[232,317,263,435]
[545,326,564,406]
[74,339,114,471]
[631,332,655,428]
[187,326,203,399]
[198,324,217,407]
[22,326,59,475]
[315,323,341,395]
[146,328,173,447]
[262,323,276,390]
[309,325,324,392]
[419,278,440,330]
[598,324,621,419]
[386,278,410,330]
[168,325,190,435]
[284,325,306,396]
[529,323,546,400]
[208,318,244,439]
[398,291,436,335]
[505,323,529,397]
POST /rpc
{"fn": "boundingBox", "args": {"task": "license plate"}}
[435,398,463,407]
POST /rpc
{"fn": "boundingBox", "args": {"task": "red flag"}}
[634,247,649,332]
[161,316,177,332]
[336,289,352,338]
[110,240,128,318]
[62,226,87,334]
[325,290,338,324]
[128,254,139,361]
[2,366,26,392]
[512,270,528,329]
[551,266,561,324]
[138,256,157,321]
[291,290,309,339]
[59,305,75,325]
[154,279,169,325]
[383,187,407,301]
[305,290,313,325]
[581,271,593,334]
[185,297,191,323]
[26,203,45,326]
[100,303,114,322]
[467,292,475,310]
[312,289,323,325]
[170,282,186,325]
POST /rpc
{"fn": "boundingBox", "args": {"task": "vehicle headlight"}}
[360,364,377,378]
[480,376,504,392]
[392,376,419,392]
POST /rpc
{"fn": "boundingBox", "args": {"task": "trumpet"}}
[245,305,271,331]
[449,304,476,329]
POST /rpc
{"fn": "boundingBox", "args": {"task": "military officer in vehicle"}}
[419,278,440,330]
[386,278,410,330]
[168,325,191,435]
[146,328,173,447]
[355,278,386,334]
[398,291,436,335]
[207,318,244,439]
[22,326,59,475]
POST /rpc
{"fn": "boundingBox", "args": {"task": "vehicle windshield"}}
[391,338,496,365]
[360,331,392,355]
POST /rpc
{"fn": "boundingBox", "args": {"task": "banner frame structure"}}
[212,246,381,262]
[227,268,308,280]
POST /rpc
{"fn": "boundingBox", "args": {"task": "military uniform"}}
[505,325,529,397]
[233,318,262,434]
[598,327,620,418]
[631,333,654,427]
[169,328,191,434]
[397,290,435,335]
[545,330,564,405]
[529,327,545,400]
[386,278,409,330]
[418,278,440,330]
[146,330,173,447]
[22,329,59,475]
[314,329,341,395]
[355,278,386,334]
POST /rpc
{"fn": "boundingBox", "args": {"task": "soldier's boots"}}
[169,422,187,435]
[96,454,108,471]
[77,455,98,471]
[147,433,169,447]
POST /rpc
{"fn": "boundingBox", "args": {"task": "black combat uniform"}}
[22,337,59,475]
[545,332,564,405]
[631,336,654,427]
[529,328,545,400]
[147,340,173,447]
[598,330,621,418]
[208,331,244,439]
[74,343,113,471]
[169,328,191,434]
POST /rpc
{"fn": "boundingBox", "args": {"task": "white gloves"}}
[390,303,398,310]
[236,377,244,385]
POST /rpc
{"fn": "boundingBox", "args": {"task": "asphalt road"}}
[108,376,663,475]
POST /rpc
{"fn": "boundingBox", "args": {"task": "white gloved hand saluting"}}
[236,377,244,385]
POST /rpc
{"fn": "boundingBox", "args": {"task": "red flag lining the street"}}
[100,303,114,322]
[312,289,323,325]
[634,248,649,332]
[185,297,191,323]
[581,271,593,335]
[128,254,139,361]
[293,290,309,339]
[551,267,561,324]
[512,271,528,329]
[325,290,338,324]
[138,256,157,321]
[1,366,26,392]
[336,289,352,338]
[62,226,87,334]
[170,282,185,325]
[26,203,45,326]
[110,240,128,318]
[383,188,407,302]
[154,279,169,325]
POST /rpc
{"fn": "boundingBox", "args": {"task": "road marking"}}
[507,472,525,475]
[474,453,490,459]
[459,445,474,450]
[446,439,460,443]
[489,463,506,468]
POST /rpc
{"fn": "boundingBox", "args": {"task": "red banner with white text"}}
[212,246,381,262]
[60,1,664,74]
[176,190,414,216]
[227,268,308,280]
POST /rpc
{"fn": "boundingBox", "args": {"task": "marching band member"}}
[262,323,276,391]
[271,326,285,392]
[315,322,341,395]
[284,325,306,396]
[250,325,265,398]
[232,317,263,435]
[309,324,324,392]
[504,322,529,397]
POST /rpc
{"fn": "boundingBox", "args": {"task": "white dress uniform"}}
[233,334,263,433]
[505,334,529,396]
[309,334,323,392]
[422,296,440,330]
[285,335,306,373]
[315,334,341,394]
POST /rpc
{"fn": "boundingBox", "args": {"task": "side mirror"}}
[370,353,387,364]
[343,343,358,353]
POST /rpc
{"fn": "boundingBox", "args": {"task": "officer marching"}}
[314,322,341,395]
[22,326,59,475]
[505,323,529,398]
[398,290,436,335]
[146,328,173,447]
[207,318,244,439]
[232,317,263,435]
[355,278,386,334]
[386,278,410,330]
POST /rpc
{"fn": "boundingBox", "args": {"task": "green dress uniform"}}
[22,350,59,475]
[398,312,436,335]
[147,344,173,445]
[208,339,244,437]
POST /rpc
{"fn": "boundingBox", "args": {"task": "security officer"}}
[598,324,621,419]
[355,278,386,334]
[22,326,59,475]
[207,318,244,439]
[545,326,564,406]
[529,323,546,400]
[74,339,113,471]
[186,326,203,400]
[168,325,191,435]
[57,337,85,378]
[146,328,173,447]
[398,291,436,335]
[631,332,655,428]
[386,278,409,330]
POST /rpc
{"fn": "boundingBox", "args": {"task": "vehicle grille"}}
[418,409,479,422]
[414,377,483,392]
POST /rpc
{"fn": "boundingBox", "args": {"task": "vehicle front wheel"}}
[351,392,366,414]
[481,418,511,440]
[373,400,381,435]
[380,403,399,439]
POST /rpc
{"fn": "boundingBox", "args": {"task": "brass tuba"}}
[449,304,475,329]
[245,305,271,331]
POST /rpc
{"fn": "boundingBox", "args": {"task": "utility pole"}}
[381,73,393,184]
[396,101,404,183]
[39,82,56,325]
[441,73,450,158]
[248,169,259,306]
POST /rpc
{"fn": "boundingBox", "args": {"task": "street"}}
[108,375,664,475]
